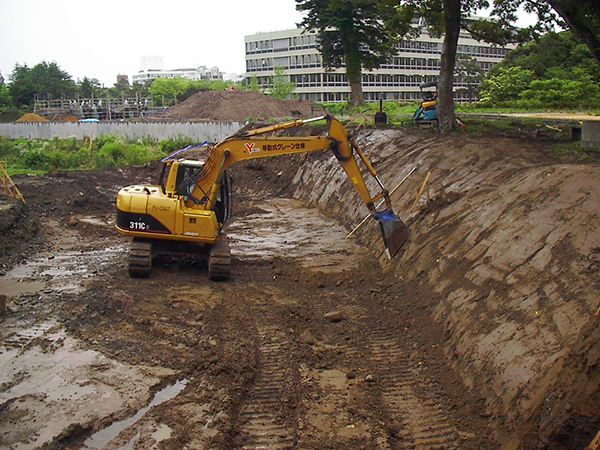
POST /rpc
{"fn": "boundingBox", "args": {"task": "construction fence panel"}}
[0,122,246,143]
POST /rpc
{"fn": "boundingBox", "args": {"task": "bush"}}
[0,135,172,176]
[160,137,196,155]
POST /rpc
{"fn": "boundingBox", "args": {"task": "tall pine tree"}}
[296,0,400,106]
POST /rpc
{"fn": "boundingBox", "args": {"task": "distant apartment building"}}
[132,66,223,83]
[132,55,224,83]
[244,25,515,102]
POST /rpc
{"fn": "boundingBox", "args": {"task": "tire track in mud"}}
[325,299,460,449]
[231,295,297,450]
[366,326,459,449]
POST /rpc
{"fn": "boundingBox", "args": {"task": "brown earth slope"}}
[0,124,599,449]
[161,90,317,122]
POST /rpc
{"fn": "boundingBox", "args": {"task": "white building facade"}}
[245,27,514,102]
[132,65,223,84]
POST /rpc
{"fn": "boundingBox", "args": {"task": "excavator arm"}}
[176,115,408,258]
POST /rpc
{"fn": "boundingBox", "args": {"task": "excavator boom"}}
[192,116,408,257]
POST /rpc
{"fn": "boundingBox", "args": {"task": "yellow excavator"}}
[116,115,409,279]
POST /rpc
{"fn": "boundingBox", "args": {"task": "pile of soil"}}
[50,114,80,122]
[15,113,49,123]
[161,90,316,122]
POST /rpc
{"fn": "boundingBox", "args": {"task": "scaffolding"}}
[33,94,163,120]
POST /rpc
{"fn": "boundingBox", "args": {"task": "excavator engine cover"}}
[373,210,409,258]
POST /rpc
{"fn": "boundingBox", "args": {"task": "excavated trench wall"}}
[287,127,600,449]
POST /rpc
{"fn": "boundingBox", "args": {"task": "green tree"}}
[181,80,210,101]
[479,66,534,103]
[29,61,76,99]
[270,66,297,100]
[148,77,188,106]
[0,72,12,108]
[479,30,600,108]
[518,78,598,108]
[454,53,485,102]
[296,0,400,106]
[78,77,103,98]
[108,76,134,98]
[131,81,152,99]
[7,61,76,107]
[490,31,600,80]
[490,0,600,66]
[7,65,36,107]
[248,76,262,93]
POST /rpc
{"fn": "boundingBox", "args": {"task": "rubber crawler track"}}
[128,238,152,278]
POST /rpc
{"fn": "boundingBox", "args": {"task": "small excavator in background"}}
[116,115,409,279]
[412,82,438,124]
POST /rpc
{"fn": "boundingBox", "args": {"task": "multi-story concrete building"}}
[132,56,224,83]
[132,66,223,84]
[244,25,514,102]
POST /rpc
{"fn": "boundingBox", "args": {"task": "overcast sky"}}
[0,0,306,86]
[1,1,536,88]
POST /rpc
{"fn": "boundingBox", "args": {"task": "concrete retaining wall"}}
[0,121,245,142]
[582,121,600,148]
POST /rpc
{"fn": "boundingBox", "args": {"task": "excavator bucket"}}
[373,210,409,259]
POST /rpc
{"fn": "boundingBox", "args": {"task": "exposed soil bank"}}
[285,127,600,448]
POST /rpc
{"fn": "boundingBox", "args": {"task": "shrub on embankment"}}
[0,135,195,175]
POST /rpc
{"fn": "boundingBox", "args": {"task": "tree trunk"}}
[345,44,365,107]
[437,0,462,133]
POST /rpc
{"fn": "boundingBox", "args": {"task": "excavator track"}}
[128,238,152,278]
[208,237,231,281]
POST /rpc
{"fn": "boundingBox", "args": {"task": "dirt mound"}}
[51,114,80,122]
[15,113,50,123]
[162,90,316,122]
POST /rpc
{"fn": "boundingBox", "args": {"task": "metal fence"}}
[0,121,245,143]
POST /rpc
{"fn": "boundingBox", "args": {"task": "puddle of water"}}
[78,216,114,227]
[151,424,172,442]
[0,318,174,450]
[0,278,45,297]
[2,245,126,296]
[228,198,367,272]
[83,379,189,450]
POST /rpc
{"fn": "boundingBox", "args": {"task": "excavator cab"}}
[158,158,232,227]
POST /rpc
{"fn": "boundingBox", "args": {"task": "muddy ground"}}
[1,122,599,450]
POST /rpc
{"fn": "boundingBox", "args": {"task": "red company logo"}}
[245,143,260,154]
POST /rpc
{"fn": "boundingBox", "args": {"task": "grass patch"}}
[549,141,600,161]
[0,135,186,176]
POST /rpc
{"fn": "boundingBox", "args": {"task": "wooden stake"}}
[411,171,431,212]
[0,161,25,204]
[587,428,600,450]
